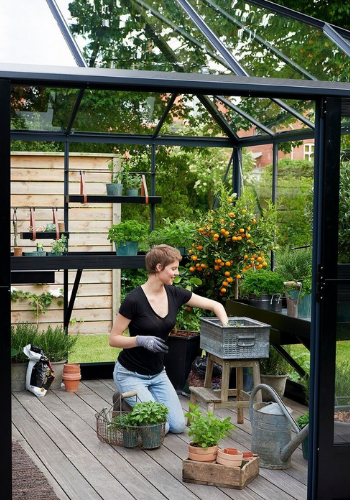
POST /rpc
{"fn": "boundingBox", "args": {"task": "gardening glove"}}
[135,336,169,353]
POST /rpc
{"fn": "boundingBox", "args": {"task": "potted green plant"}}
[275,246,312,318]
[49,234,68,256]
[106,160,124,196]
[11,322,39,391]
[239,268,284,311]
[260,345,290,401]
[126,401,169,449]
[184,402,236,462]
[124,172,142,196]
[148,217,197,255]
[35,325,79,389]
[107,220,148,256]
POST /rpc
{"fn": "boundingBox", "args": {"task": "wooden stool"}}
[187,353,261,424]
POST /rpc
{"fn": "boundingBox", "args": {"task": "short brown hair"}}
[145,244,182,273]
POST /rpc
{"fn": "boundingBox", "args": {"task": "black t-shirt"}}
[117,285,192,375]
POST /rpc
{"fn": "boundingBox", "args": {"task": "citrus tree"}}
[188,185,277,302]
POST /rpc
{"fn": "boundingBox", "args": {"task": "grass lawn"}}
[69,334,121,363]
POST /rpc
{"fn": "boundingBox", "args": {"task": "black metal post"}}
[0,78,12,500]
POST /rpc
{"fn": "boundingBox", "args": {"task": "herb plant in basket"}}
[239,268,284,312]
[184,403,236,462]
[49,234,68,256]
[126,401,169,449]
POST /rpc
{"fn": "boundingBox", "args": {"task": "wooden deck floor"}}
[12,380,308,500]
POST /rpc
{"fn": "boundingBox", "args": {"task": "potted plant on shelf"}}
[259,345,290,401]
[11,322,39,392]
[123,172,142,196]
[106,160,124,196]
[148,217,197,255]
[107,220,148,256]
[126,401,169,449]
[184,402,236,462]
[48,234,68,256]
[239,268,285,312]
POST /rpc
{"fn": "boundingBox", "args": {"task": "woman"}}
[109,244,228,434]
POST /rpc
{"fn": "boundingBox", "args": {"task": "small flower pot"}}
[115,241,138,256]
[123,428,139,448]
[126,188,139,196]
[13,247,23,257]
[63,363,81,373]
[139,423,164,449]
[106,183,123,195]
[62,372,81,392]
[217,448,243,467]
[188,443,218,462]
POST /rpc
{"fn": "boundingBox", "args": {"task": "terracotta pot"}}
[63,363,81,374]
[242,451,255,461]
[13,247,23,257]
[217,448,243,467]
[62,372,81,392]
[188,443,218,462]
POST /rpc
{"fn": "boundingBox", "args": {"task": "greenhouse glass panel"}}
[72,90,169,134]
[58,0,231,74]
[160,94,229,137]
[187,0,350,81]
[10,86,79,132]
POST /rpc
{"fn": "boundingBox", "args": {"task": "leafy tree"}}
[273,1,350,31]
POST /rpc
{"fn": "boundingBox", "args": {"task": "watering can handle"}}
[249,383,300,433]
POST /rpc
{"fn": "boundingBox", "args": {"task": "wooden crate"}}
[182,455,259,489]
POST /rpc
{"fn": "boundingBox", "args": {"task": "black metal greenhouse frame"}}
[1,62,350,499]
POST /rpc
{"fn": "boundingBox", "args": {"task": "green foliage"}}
[107,159,124,184]
[185,403,236,448]
[188,184,277,303]
[335,360,350,402]
[296,412,309,430]
[126,401,169,426]
[253,159,313,248]
[107,220,148,245]
[275,246,312,296]
[148,217,197,250]
[260,345,290,375]
[35,325,79,362]
[239,268,284,297]
[110,413,132,430]
[50,234,68,254]
[339,159,350,263]
[11,323,39,363]
[11,287,64,323]
[173,267,202,332]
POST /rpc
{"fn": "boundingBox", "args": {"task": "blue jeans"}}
[113,361,186,434]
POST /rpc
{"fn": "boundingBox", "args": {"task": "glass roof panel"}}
[0,0,78,66]
[72,90,170,134]
[212,95,315,136]
[186,0,350,81]
[57,0,231,73]
[160,94,228,137]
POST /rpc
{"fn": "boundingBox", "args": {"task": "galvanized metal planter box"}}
[182,455,260,489]
[200,317,270,359]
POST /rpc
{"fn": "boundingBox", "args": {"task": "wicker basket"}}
[96,407,165,449]
[200,317,270,359]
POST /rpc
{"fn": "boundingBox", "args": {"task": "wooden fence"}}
[11,152,121,335]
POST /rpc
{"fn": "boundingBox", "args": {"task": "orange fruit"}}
[225,261,231,266]
[239,228,245,233]
[189,267,195,272]
[222,281,228,287]
[198,228,204,232]
[191,255,197,260]
[236,274,242,279]
[227,277,234,283]
[224,271,230,276]
[214,265,220,271]
[220,288,227,293]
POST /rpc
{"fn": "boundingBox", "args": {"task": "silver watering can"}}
[249,383,309,469]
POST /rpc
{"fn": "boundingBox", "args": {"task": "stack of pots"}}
[62,363,81,392]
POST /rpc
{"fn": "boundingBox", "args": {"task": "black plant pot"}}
[164,332,201,393]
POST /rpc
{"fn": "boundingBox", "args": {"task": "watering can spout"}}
[280,423,309,462]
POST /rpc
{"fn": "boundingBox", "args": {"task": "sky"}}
[0,0,78,67]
